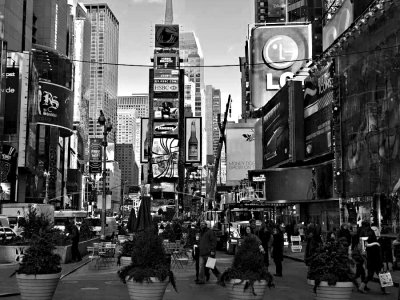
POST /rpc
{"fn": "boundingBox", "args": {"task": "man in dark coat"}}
[65,220,82,263]
[271,226,284,277]
[197,221,220,284]
[258,222,272,268]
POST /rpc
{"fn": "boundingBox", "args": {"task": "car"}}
[0,226,17,241]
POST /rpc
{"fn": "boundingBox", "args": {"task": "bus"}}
[54,210,88,231]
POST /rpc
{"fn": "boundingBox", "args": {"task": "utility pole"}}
[208,95,231,206]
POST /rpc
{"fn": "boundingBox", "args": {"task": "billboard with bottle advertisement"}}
[226,124,255,184]
[303,61,334,160]
[249,24,312,108]
[185,117,202,163]
[151,137,179,178]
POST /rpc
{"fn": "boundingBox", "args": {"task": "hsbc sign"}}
[154,84,178,92]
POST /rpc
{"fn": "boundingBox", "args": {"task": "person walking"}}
[358,224,389,295]
[271,226,284,277]
[197,221,220,284]
[258,222,272,269]
[65,220,82,263]
[192,232,200,283]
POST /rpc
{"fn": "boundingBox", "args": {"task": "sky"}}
[82,0,255,121]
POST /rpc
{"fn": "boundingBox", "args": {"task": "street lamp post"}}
[43,170,50,204]
[98,110,112,241]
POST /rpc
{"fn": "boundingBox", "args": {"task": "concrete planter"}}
[225,279,268,300]
[126,276,169,300]
[120,256,131,267]
[0,238,99,264]
[16,272,61,300]
[307,279,354,300]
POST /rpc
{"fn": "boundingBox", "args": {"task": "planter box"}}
[16,272,61,300]
[225,279,268,300]
[0,238,99,264]
[126,276,169,300]
[307,279,354,300]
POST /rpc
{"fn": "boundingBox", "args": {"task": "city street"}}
[1,251,399,300]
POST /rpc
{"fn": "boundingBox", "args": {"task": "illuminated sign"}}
[155,24,179,49]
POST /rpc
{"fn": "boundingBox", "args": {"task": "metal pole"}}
[101,127,107,240]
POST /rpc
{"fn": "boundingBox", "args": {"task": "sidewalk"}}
[0,258,90,297]
[283,243,400,287]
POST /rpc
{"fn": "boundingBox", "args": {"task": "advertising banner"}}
[185,117,202,163]
[4,67,19,134]
[154,121,179,136]
[151,137,179,178]
[323,0,354,51]
[153,99,179,120]
[155,24,179,49]
[226,126,255,183]
[35,81,74,131]
[304,62,334,160]
[0,145,17,200]
[249,24,312,108]
[141,118,149,163]
[156,56,178,69]
[262,86,289,168]
[89,138,102,174]
[267,0,287,22]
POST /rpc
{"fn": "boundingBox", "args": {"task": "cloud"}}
[131,0,164,3]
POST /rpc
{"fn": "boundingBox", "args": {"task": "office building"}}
[115,144,139,187]
[85,3,119,140]
[205,85,221,156]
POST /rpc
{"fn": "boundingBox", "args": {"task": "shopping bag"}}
[206,257,216,269]
[379,271,394,287]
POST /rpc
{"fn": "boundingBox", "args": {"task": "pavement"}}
[0,248,399,299]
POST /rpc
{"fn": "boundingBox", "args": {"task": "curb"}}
[283,255,400,288]
[60,258,91,280]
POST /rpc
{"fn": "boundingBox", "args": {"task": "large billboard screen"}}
[303,61,334,160]
[153,99,179,120]
[154,121,179,137]
[249,24,312,108]
[262,86,289,168]
[323,0,354,51]
[151,137,179,178]
[155,24,179,49]
[226,126,255,183]
[34,81,74,131]
[185,117,202,163]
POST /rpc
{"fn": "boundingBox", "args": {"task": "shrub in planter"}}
[219,236,274,297]
[307,239,355,292]
[117,229,177,298]
[117,239,136,266]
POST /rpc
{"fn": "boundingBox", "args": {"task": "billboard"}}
[152,137,179,178]
[34,81,74,131]
[141,118,150,163]
[323,0,354,51]
[249,24,312,108]
[155,24,179,49]
[89,138,102,173]
[4,67,19,134]
[226,125,255,183]
[185,117,202,163]
[154,121,179,137]
[304,62,334,160]
[156,55,178,69]
[153,99,179,120]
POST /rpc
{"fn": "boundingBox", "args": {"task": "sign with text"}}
[89,138,102,173]
[185,117,202,163]
[226,125,255,183]
[4,67,19,134]
[154,121,179,136]
[156,56,178,69]
[249,24,312,108]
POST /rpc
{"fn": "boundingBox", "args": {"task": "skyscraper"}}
[205,85,221,156]
[85,3,119,140]
[179,32,204,118]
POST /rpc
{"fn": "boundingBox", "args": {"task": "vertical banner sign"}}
[185,117,202,163]
[89,138,102,174]
[0,145,17,201]
[4,67,19,134]
[141,118,149,163]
